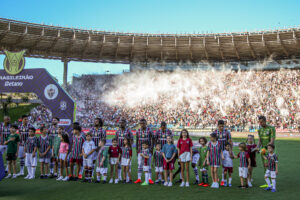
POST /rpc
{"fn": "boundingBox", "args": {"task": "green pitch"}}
[1,138,299,200]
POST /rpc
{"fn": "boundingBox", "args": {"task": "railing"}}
[1,17,300,38]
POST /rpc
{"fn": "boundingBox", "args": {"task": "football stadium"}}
[0,1,299,200]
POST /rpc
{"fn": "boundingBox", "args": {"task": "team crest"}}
[60,101,67,110]
[3,50,26,75]
[44,84,59,100]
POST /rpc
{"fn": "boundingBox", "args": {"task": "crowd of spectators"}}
[63,69,299,132]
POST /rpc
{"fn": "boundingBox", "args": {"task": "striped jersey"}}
[0,123,10,145]
[25,136,38,153]
[237,151,250,167]
[90,127,106,147]
[19,123,33,146]
[266,153,278,171]
[97,146,109,168]
[48,125,59,144]
[115,128,133,147]
[207,141,222,166]
[213,128,231,151]
[153,150,163,167]
[70,135,85,159]
[38,135,52,154]
[142,148,151,166]
[121,146,132,159]
[155,129,173,147]
[136,128,153,153]
[52,135,61,156]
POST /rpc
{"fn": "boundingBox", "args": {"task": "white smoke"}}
[101,67,300,125]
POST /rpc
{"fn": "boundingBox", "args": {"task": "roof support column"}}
[63,59,69,89]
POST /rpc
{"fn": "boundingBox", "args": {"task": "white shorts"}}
[138,153,152,169]
[39,156,50,163]
[155,166,163,173]
[143,165,150,172]
[0,145,7,154]
[83,158,94,167]
[96,167,108,175]
[179,152,191,163]
[18,146,25,158]
[110,157,119,165]
[59,153,67,160]
[192,153,200,164]
[239,167,248,178]
[121,158,130,166]
[265,169,276,179]
[25,153,37,167]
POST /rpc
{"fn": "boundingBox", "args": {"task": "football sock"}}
[149,167,152,179]
[80,166,84,175]
[88,169,92,180]
[145,173,149,183]
[91,166,95,178]
[32,167,36,177]
[203,172,209,183]
[84,169,88,179]
[271,179,276,190]
[50,162,54,174]
[265,178,271,187]
[221,169,224,181]
[103,176,107,181]
[27,166,32,177]
[229,177,232,184]
[194,167,199,181]
[97,176,100,181]
[20,158,25,173]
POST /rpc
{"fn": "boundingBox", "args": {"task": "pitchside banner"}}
[0,50,75,134]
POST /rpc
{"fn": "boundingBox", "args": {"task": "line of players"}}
[0,115,278,191]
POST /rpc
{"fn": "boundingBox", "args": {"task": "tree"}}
[3,96,12,115]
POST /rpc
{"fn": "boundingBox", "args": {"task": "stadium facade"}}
[1,18,300,85]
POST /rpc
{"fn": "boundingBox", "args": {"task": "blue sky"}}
[0,0,299,83]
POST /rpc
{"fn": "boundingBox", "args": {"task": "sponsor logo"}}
[58,119,71,126]
[44,84,58,100]
[3,50,26,75]
[60,101,67,110]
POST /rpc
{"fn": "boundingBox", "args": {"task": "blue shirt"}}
[162,143,177,159]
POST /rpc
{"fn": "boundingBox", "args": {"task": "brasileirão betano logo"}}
[3,50,26,75]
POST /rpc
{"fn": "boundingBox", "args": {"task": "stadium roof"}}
[1,17,300,64]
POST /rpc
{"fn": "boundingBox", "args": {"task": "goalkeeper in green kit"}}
[257,116,276,188]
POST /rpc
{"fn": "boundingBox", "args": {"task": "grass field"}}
[0,138,299,200]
